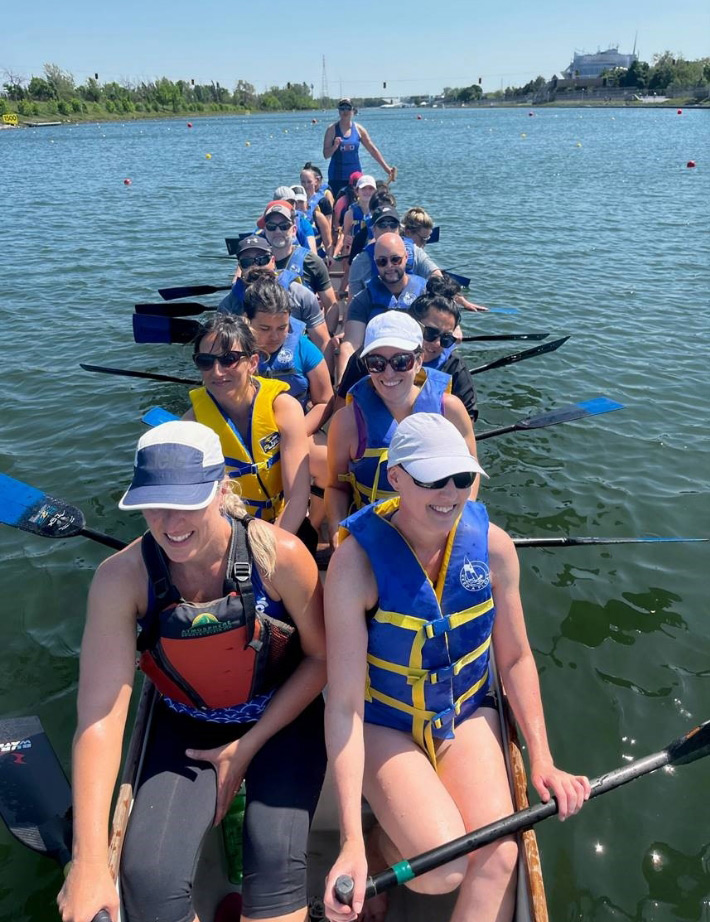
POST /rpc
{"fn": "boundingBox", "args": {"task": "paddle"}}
[136,301,214,317]
[469,335,569,375]
[461,332,549,343]
[0,474,125,551]
[80,364,199,386]
[0,715,111,922]
[428,226,440,244]
[443,270,470,288]
[133,314,201,345]
[142,407,180,426]
[477,396,624,441]
[158,285,230,301]
[334,718,710,906]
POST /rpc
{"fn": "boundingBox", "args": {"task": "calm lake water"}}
[1,106,709,921]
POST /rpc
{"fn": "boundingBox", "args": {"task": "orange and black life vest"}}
[137,516,301,710]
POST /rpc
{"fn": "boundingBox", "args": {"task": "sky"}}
[2,0,708,97]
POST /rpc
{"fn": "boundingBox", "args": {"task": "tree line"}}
[0,63,328,118]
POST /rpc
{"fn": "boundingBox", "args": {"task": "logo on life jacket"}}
[259,432,281,454]
[181,612,234,638]
[460,558,490,592]
[276,349,294,366]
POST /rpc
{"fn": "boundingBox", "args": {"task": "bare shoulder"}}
[442,392,472,427]
[269,523,318,577]
[326,533,376,603]
[487,521,518,578]
[88,538,147,619]
[273,391,306,425]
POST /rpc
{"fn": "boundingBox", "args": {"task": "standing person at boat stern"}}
[57,422,327,922]
[323,98,396,198]
[322,415,590,922]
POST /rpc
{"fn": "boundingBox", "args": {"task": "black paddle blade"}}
[0,716,72,866]
[136,301,213,317]
[157,285,230,301]
[0,474,86,540]
[132,314,201,345]
[667,720,710,766]
[469,335,570,376]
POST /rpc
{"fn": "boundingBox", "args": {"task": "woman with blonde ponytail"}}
[58,421,327,922]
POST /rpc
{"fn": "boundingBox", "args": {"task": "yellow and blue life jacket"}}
[190,378,289,522]
[342,368,451,508]
[341,497,495,768]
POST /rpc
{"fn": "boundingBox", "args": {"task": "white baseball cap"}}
[119,421,225,510]
[361,311,423,358]
[388,413,487,482]
[356,174,376,190]
[291,184,308,202]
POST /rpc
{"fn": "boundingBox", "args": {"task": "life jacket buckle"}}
[425,617,451,640]
[431,706,456,738]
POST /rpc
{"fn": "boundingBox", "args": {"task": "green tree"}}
[621,60,650,88]
[27,76,54,100]
[43,63,75,99]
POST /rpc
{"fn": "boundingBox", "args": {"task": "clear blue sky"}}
[3,0,708,95]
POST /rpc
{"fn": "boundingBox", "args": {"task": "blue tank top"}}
[328,121,361,186]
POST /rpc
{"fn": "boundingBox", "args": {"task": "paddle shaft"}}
[335,720,710,904]
[80,363,199,386]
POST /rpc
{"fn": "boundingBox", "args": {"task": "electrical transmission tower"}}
[320,55,329,106]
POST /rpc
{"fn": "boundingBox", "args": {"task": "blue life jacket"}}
[349,203,368,237]
[343,368,451,508]
[328,121,361,186]
[341,498,495,768]
[365,238,415,277]
[219,273,290,315]
[256,317,309,406]
[306,190,325,223]
[365,273,427,319]
[278,246,311,290]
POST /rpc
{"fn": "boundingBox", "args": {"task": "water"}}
[1,107,709,920]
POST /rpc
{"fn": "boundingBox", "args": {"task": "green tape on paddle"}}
[391,860,415,884]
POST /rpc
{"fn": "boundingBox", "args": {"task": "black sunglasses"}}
[364,351,418,374]
[338,104,353,111]
[264,221,292,232]
[239,252,271,269]
[422,326,457,349]
[374,254,404,267]
[404,468,477,490]
[375,219,400,230]
[193,351,250,371]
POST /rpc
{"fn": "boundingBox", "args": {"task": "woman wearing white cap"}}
[325,312,478,544]
[322,413,590,922]
[58,421,327,922]
[331,174,376,268]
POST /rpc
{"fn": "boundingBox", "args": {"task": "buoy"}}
[245,141,250,147]
[123,178,132,185]
[576,142,582,148]
[528,111,535,117]
[687,160,696,168]
[205,153,212,159]
[187,122,193,128]
[677,109,683,115]
[416,114,422,120]
[520,132,527,138]
[311,118,317,124]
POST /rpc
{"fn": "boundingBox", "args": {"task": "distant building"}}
[563,47,637,79]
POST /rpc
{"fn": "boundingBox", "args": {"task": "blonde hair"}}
[220,480,277,578]
[402,206,434,234]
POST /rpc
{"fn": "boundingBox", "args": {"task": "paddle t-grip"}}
[93,912,111,922]
[334,874,355,906]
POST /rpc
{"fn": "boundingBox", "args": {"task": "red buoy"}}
[311,118,317,124]
[677,109,683,115]
[417,114,422,119]
[123,178,132,185]
[687,160,696,168]
[187,122,193,128]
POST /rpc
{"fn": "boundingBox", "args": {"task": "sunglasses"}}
[264,221,292,232]
[238,253,271,269]
[375,219,400,230]
[338,104,353,111]
[404,468,477,490]
[422,326,457,349]
[193,351,250,371]
[364,351,418,374]
[374,254,404,267]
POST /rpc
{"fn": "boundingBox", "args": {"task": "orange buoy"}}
[187,122,193,128]
[123,178,132,185]
[677,109,683,115]
[687,160,696,168]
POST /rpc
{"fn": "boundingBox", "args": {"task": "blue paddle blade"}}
[0,474,86,538]
[575,397,625,416]
[142,407,181,427]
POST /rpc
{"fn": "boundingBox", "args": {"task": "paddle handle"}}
[93,913,111,922]
[334,875,356,905]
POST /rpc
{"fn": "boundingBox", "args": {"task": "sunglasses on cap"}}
[403,467,477,490]
[264,220,292,232]
[364,351,419,374]
[193,351,250,371]
[422,326,457,349]
[238,253,272,269]
[374,254,404,267]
